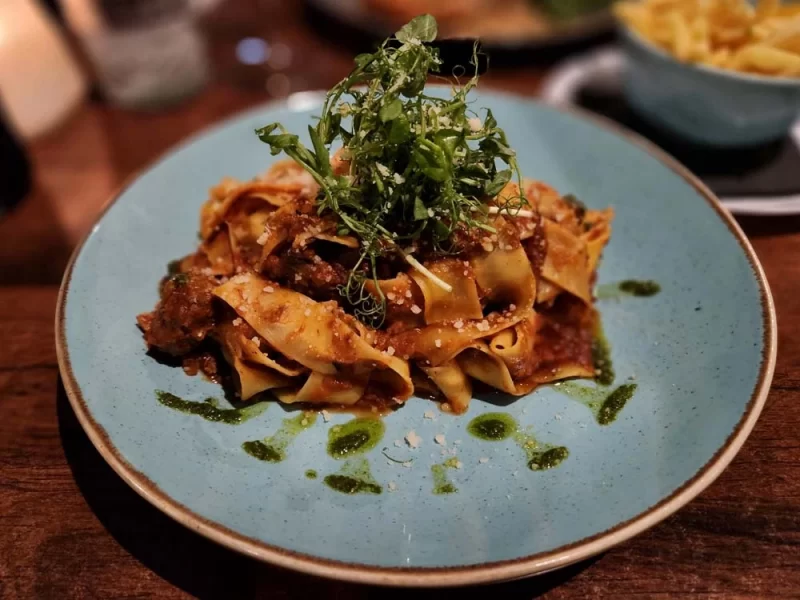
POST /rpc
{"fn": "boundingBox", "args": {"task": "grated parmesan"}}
[405,430,421,448]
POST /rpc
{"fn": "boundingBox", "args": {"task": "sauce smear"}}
[156,390,267,425]
[323,457,382,495]
[555,382,638,425]
[327,418,385,459]
[467,412,570,472]
[242,411,316,463]
[431,457,460,494]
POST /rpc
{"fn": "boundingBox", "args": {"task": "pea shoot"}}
[256,14,526,326]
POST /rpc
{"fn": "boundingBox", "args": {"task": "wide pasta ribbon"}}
[583,208,614,273]
[410,258,483,324]
[455,309,594,398]
[539,220,592,305]
[391,244,537,366]
[213,321,299,400]
[214,273,413,404]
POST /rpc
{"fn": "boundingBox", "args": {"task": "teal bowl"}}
[621,27,800,147]
[56,89,776,586]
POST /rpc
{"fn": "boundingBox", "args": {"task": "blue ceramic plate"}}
[57,90,776,586]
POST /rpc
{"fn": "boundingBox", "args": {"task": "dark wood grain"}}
[1,2,799,598]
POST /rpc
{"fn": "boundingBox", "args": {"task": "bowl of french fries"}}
[614,0,800,146]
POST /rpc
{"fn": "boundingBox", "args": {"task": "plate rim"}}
[55,90,777,587]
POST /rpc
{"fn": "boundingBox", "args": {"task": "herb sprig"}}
[256,15,526,326]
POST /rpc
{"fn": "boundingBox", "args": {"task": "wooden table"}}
[2,3,799,598]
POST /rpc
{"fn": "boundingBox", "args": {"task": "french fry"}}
[780,35,800,53]
[708,47,733,67]
[736,44,800,74]
[761,18,800,48]
[756,0,780,20]
[670,12,694,60]
[776,5,800,17]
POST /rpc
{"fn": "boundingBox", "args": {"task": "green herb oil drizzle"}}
[595,279,661,300]
[327,418,385,459]
[592,322,615,387]
[323,457,382,495]
[554,382,638,425]
[513,429,570,472]
[431,457,460,495]
[466,413,569,472]
[155,391,267,425]
[242,412,317,463]
[466,412,516,441]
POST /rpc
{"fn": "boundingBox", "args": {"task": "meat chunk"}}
[137,270,217,356]
[261,249,348,300]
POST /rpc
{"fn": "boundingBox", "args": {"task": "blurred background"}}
[1,0,798,284]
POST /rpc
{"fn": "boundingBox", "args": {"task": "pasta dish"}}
[137,16,613,415]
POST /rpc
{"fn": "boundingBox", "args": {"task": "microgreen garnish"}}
[256,14,526,326]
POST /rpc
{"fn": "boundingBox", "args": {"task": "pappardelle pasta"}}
[137,16,613,415]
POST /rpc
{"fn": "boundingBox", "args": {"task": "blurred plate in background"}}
[305,0,615,65]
